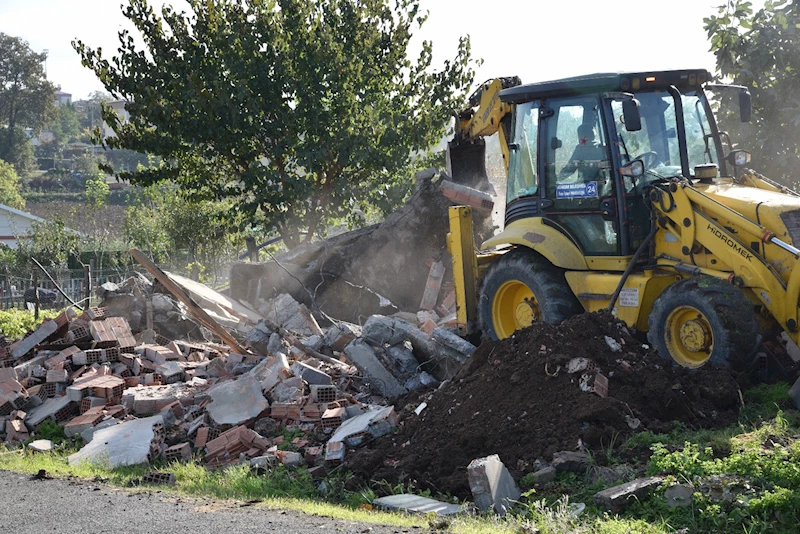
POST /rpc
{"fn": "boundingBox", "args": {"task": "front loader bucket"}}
[447,139,489,191]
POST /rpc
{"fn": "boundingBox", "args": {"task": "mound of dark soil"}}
[346,311,742,496]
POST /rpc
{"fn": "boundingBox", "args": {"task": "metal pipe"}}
[770,237,800,258]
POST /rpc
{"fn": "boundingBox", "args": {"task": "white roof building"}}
[0,204,83,249]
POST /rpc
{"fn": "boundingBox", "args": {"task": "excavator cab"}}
[446,69,800,372]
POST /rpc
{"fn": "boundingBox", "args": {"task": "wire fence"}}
[1,266,141,311]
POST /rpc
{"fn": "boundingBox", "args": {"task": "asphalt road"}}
[0,470,424,534]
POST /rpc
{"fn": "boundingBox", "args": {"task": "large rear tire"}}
[478,248,582,340]
[647,276,759,370]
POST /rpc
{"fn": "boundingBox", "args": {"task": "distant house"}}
[0,204,83,249]
[55,90,72,106]
[102,100,130,139]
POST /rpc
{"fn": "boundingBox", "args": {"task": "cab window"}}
[506,100,539,203]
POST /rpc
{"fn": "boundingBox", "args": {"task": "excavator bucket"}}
[447,139,489,191]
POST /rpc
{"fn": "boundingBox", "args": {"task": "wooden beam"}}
[129,248,250,354]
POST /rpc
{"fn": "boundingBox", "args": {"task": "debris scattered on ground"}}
[0,240,476,476]
[346,311,742,497]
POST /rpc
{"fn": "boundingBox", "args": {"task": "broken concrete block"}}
[69,415,164,467]
[552,451,591,472]
[142,471,176,485]
[25,396,74,429]
[261,294,316,336]
[269,376,305,403]
[531,466,557,484]
[467,454,521,516]
[324,322,362,351]
[431,328,476,356]
[46,369,69,383]
[121,383,194,416]
[594,476,664,512]
[404,371,438,391]
[329,406,397,448]
[245,320,274,355]
[249,354,291,392]
[267,333,283,355]
[80,418,119,442]
[28,439,53,452]
[10,320,58,359]
[325,440,345,463]
[302,335,324,352]
[362,315,407,346]
[206,375,268,426]
[387,343,420,374]
[372,494,464,516]
[290,361,332,386]
[250,455,278,468]
[280,451,304,468]
[344,340,405,400]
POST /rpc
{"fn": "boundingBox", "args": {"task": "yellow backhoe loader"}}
[447,69,800,370]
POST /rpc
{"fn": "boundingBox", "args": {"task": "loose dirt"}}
[347,311,743,496]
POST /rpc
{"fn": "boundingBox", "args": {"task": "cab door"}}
[540,95,620,255]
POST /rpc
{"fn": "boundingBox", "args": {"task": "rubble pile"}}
[230,170,492,325]
[0,269,477,475]
[346,311,743,497]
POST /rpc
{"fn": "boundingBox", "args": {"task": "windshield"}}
[611,90,720,183]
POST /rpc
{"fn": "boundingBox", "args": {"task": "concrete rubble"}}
[0,175,508,511]
[0,262,477,481]
[466,454,521,516]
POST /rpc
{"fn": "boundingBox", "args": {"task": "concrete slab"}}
[28,439,53,452]
[594,476,664,512]
[467,454,521,516]
[206,375,268,426]
[329,406,397,447]
[25,396,73,429]
[11,320,58,359]
[344,340,406,400]
[290,361,332,386]
[372,494,464,516]
[68,415,164,468]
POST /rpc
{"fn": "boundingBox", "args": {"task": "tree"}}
[74,0,476,247]
[705,0,800,185]
[36,103,83,158]
[0,159,25,209]
[0,33,56,176]
[123,183,244,281]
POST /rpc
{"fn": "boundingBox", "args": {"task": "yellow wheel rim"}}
[492,280,540,339]
[665,305,713,368]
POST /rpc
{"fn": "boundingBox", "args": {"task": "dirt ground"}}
[347,311,743,497]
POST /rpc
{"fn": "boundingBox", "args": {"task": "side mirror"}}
[620,159,644,178]
[550,137,562,150]
[622,99,642,131]
[727,149,751,167]
[739,90,752,123]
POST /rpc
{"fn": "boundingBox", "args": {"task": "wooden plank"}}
[129,248,249,354]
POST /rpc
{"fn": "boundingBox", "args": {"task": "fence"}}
[1,265,141,311]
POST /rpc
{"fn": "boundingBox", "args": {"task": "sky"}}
[0,0,734,101]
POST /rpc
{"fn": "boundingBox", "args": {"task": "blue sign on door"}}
[556,181,599,199]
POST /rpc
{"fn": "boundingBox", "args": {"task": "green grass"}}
[4,384,799,534]
[0,308,61,339]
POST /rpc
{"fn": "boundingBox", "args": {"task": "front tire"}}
[478,248,582,340]
[647,276,759,369]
